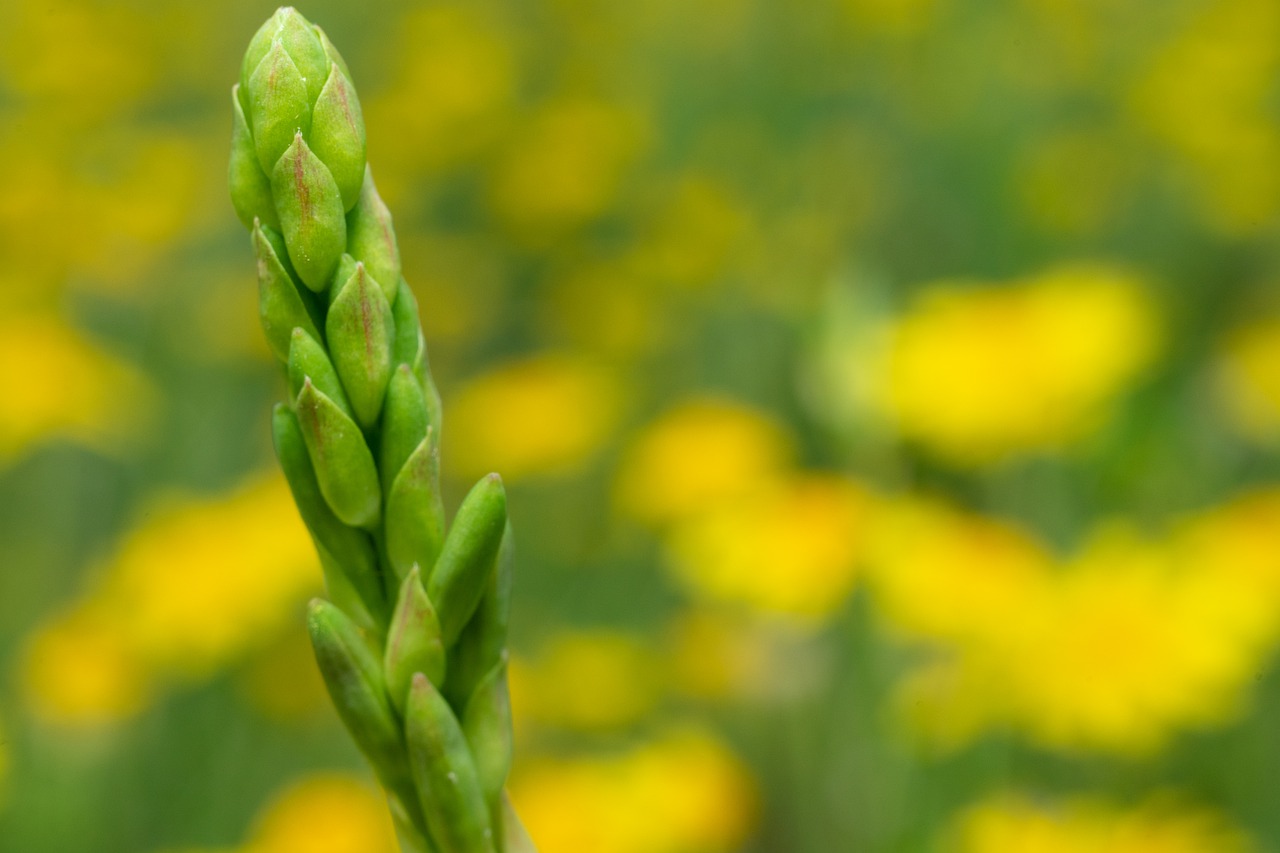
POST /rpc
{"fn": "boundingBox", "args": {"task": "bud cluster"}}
[229,9,528,852]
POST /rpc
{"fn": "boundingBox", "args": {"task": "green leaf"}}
[271,132,347,292]
[311,63,367,210]
[384,566,446,715]
[327,261,393,430]
[428,474,507,645]
[405,673,497,853]
[294,378,381,528]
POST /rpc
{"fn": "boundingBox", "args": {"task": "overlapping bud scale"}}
[229,8,526,852]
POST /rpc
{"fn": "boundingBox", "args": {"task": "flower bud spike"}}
[294,378,381,529]
[311,63,367,210]
[272,132,347,291]
[385,566,446,715]
[307,599,427,836]
[461,657,513,808]
[326,261,393,430]
[428,474,507,645]
[405,673,497,853]
[255,222,322,362]
[385,431,446,587]
[247,39,312,173]
[230,88,279,230]
[287,328,352,419]
[346,168,401,304]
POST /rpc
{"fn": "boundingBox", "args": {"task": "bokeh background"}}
[3,0,1280,850]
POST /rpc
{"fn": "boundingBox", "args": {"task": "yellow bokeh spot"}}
[0,314,152,461]
[489,97,648,240]
[878,264,1160,465]
[20,474,321,726]
[1219,316,1280,441]
[511,728,756,853]
[244,775,399,853]
[1130,0,1280,234]
[447,353,621,482]
[517,631,663,733]
[876,490,1280,755]
[21,604,152,726]
[667,475,870,622]
[950,794,1253,853]
[614,398,793,527]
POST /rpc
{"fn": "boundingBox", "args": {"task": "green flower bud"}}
[247,39,312,173]
[327,261,393,430]
[229,87,279,230]
[242,7,329,103]
[294,378,381,529]
[385,566,446,714]
[385,432,446,588]
[311,63,367,210]
[287,328,352,419]
[428,474,507,646]
[347,168,401,305]
[392,277,426,369]
[255,221,322,362]
[272,132,347,291]
[461,657,513,807]
[307,599,425,836]
[405,673,497,853]
[444,525,513,709]
[380,364,430,495]
[273,405,386,623]
[312,23,352,81]
[391,278,443,442]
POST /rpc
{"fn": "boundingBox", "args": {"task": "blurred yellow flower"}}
[511,728,756,853]
[243,775,399,853]
[20,475,320,725]
[879,492,1280,755]
[21,604,152,726]
[1218,316,1280,441]
[489,97,648,241]
[1130,0,1280,233]
[614,398,793,526]
[447,353,622,482]
[369,4,516,188]
[630,176,752,290]
[667,474,871,622]
[513,630,663,733]
[0,314,151,462]
[876,265,1159,465]
[948,794,1253,853]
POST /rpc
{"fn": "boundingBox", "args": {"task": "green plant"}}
[228,8,534,851]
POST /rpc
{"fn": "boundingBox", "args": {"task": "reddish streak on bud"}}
[293,134,312,221]
[356,264,376,360]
